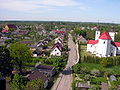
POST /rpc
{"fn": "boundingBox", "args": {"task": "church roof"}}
[99,32,112,40]
[87,40,98,44]
[115,42,120,47]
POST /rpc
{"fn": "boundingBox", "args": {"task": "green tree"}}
[11,74,24,90]
[100,57,112,67]
[9,43,31,73]
[25,79,44,90]
[0,46,12,76]
[115,32,120,42]
[72,64,81,74]
[53,57,66,72]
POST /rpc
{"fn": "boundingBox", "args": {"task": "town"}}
[0,21,120,90]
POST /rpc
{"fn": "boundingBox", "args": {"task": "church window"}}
[103,41,105,44]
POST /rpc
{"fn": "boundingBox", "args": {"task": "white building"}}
[87,31,120,57]
[50,43,63,56]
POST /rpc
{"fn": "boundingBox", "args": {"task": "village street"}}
[52,34,77,90]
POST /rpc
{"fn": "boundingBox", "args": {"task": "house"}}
[32,49,46,57]
[1,29,10,33]
[29,45,37,51]
[50,42,63,56]
[4,24,17,31]
[35,64,56,77]
[27,70,49,88]
[54,37,63,46]
[87,30,120,57]
[77,35,87,44]
[110,75,116,81]
[50,30,65,35]
[75,82,90,90]
[101,82,108,90]
[20,41,35,45]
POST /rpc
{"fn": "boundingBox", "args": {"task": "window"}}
[103,41,105,44]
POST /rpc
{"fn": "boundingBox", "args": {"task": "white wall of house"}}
[109,32,115,41]
[96,39,111,57]
[95,31,100,40]
[110,45,116,56]
[117,47,120,55]
[87,44,92,52]
[33,54,37,57]
[50,47,61,56]
[44,80,48,88]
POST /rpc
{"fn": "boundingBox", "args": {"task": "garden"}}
[72,63,120,90]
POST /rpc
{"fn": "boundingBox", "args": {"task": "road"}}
[52,34,77,90]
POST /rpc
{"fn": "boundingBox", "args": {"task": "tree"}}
[72,64,81,74]
[25,79,44,90]
[100,57,112,67]
[9,43,31,73]
[11,74,24,90]
[53,57,66,72]
[0,46,12,76]
[115,32,120,42]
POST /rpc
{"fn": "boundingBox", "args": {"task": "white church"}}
[87,29,120,57]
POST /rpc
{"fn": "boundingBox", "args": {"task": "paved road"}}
[52,34,77,90]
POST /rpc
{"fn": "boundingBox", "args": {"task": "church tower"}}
[95,26,100,40]
[109,26,115,41]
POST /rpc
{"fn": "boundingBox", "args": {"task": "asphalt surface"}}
[52,34,77,90]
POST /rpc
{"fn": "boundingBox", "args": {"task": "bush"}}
[100,57,112,67]
[72,64,81,74]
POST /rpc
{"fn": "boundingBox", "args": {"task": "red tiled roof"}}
[99,32,111,40]
[7,24,17,28]
[1,29,10,33]
[87,40,98,44]
[52,30,65,34]
[115,42,120,47]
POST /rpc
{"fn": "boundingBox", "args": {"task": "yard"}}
[72,63,120,90]
[72,44,120,90]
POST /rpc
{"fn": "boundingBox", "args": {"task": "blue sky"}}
[0,0,120,23]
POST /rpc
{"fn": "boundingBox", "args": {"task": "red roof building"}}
[87,40,98,44]
[115,42,120,47]
[52,30,65,34]
[99,32,112,40]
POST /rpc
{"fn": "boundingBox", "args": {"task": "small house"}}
[75,82,90,90]
[4,24,17,31]
[50,42,63,56]
[35,64,56,77]
[101,82,108,90]
[27,70,49,88]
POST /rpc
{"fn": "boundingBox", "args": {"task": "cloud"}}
[0,0,79,13]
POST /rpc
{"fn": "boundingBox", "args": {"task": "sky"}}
[0,0,120,23]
